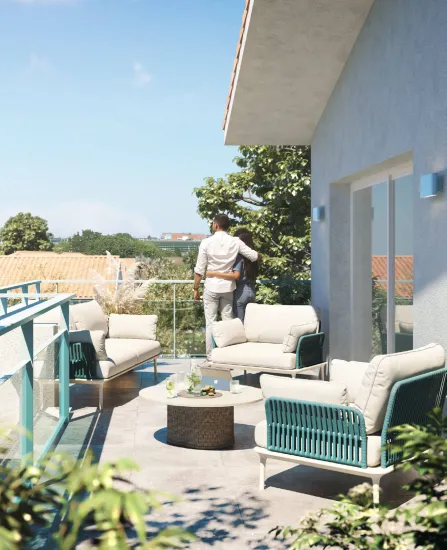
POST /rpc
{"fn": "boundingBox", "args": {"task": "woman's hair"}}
[234,228,259,282]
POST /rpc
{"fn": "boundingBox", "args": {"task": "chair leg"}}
[259,455,267,491]
[154,357,158,382]
[244,370,247,385]
[372,477,381,505]
[291,371,297,379]
[99,383,104,411]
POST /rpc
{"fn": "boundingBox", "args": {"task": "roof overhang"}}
[223,0,374,145]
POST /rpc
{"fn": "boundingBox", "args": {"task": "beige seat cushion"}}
[70,330,108,361]
[71,301,108,335]
[96,339,161,379]
[260,374,349,404]
[354,343,445,434]
[255,420,382,467]
[330,360,370,403]
[211,342,296,370]
[244,304,318,344]
[365,435,382,467]
[212,318,247,348]
[108,314,157,340]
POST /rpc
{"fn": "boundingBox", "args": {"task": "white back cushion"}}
[282,322,320,352]
[330,360,370,403]
[108,314,157,340]
[395,305,413,331]
[212,318,247,348]
[244,304,318,344]
[260,374,349,405]
[355,343,445,434]
[71,300,108,335]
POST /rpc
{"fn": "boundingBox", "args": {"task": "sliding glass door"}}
[394,175,413,352]
[351,167,413,360]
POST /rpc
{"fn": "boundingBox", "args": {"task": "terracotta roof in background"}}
[0,253,136,299]
[11,251,85,257]
[223,0,250,130]
[372,256,413,298]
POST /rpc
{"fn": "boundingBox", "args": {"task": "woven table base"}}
[167,405,234,450]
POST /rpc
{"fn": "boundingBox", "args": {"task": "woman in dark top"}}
[206,229,259,322]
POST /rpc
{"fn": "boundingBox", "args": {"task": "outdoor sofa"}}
[254,343,447,503]
[210,303,326,378]
[379,304,413,353]
[66,300,161,409]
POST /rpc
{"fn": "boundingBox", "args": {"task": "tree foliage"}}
[0,212,53,255]
[195,146,311,281]
[0,431,195,549]
[273,408,447,549]
[58,230,162,258]
[135,256,205,356]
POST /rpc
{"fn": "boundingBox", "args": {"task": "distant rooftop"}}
[161,233,208,241]
[0,252,136,299]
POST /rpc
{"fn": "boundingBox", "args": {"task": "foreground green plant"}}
[272,408,447,549]
[0,433,195,549]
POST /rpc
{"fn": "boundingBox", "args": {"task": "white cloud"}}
[133,61,151,87]
[28,53,51,74]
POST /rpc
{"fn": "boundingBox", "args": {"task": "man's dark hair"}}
[213,214,230,231]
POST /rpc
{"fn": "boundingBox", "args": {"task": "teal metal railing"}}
[0,280,41,315]
[0,286,74,465]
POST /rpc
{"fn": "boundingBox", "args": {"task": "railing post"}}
[21,284,29,307]
[173,284,177,358]
[0,290,6,316]
[21,320,34,464]
[59,302,70,423]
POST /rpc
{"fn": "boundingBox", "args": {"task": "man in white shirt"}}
[194,214,259,359]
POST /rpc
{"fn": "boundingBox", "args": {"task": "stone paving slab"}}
[1,358,419,547]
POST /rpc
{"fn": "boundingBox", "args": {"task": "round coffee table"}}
[139,384,263,450]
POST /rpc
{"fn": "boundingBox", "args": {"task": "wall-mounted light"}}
[420,173,444,198]
[312,206,325,221]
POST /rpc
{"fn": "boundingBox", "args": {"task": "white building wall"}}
[311,0,447,359]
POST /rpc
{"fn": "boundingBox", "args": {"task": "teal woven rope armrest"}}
[295,332,325,368]
[265,397,367,468]
[68,342,96,380]
[381,366,447,468]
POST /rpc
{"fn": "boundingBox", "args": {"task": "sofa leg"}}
[291,372,297,379]
[244,370,247,385]
[319,363,325,381]
[99,383,104,411]
[154,357,158,382]
[372,477,381,505]
[259,455,267,491]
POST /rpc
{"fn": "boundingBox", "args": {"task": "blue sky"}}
[0,0,244,237]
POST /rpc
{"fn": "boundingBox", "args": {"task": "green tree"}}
[135,257,205,356]
[64,230,162,258]
[0,431,195,549]
[181,248,199,273]
[0,212,53,255]
[195,145,311,280]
